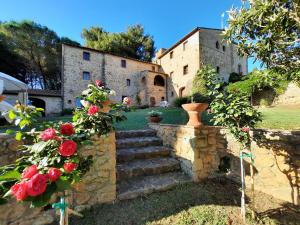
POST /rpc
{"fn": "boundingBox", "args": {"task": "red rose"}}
[27,173,48,197]
[242,127,250,133]
[88,105,99,116]
[22,165,38,179]
[64,162,77,173]
[60,123,75,136]
[47,168,61,182]
[95,80,103,87]
[10,181,28,201]
[40,128,57,141]
[58,140,77,157]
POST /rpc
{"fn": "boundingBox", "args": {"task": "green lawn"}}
[256,106,300,130]
[1,106,300,133]
[114,107,213,130]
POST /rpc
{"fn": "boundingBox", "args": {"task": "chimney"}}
[155,48,167,59]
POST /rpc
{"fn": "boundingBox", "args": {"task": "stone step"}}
[118,172,192,200]
[116,137,162,149]
[117,146,171,163]
[117,157,180,181]
[116,129,156,139]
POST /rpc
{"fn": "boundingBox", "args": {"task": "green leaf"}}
[8,110,16,120]
[0,170,21,181]
[15,132,22,141]
[55,177,71,192]
[5,129,15,135]
[31,141,48,153]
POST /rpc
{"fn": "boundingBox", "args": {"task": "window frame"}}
[216,66,220,74]
[82,71,91,80]
[126,79,131,86]
[170,51,173,59]
[183,65,189,75]
[121,59,127,68]
[83,51,90,61]
[183,41,188,51]
[216,41,220,49]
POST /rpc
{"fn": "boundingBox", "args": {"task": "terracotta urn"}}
[100,100,111,113]
[182,103,209,128]
[149,116,162,123]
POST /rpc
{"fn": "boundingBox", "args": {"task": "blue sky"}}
[0,0,258,71]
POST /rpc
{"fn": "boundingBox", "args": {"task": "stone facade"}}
[155,27,248,103]
[149,123,300,205]
[62,27,247,108]
[62,44,166,108]
[0,133,116,225]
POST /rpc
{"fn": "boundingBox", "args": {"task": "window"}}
[222,45,226,52]
[161,97,165,101]
[238,64,242,75]
[67,100,72,104]
[121,59,126,68]
[141,76,146,85]
[82,71,90,80]
[170,71,174,78]
[126,79,131,86]
[170,51,173,59]
[216,66,220,74]
[183,41,188,51]
[171,91,174,97]
[83,52,90,61]
[152,66,155,71]
[179,87,186,97]
[216,41,220,49]
[154,75,165,86]
[183,65,188,75]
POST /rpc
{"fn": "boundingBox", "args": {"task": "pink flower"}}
[27,174,48,197]
[10,181,28,201]
[40,128,57,141]
[22,165,38,179]
[95,80,103,87]
[60,123,75,136]
[242,127,250,133]
[88,105,99,115]
[58,140,77,157]
[123,97,132,106]
[47,168,61,182]
[64,162,77,173]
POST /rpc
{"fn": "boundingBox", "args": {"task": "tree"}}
[82,24,155,62]
[0,20,80,90]
[224,0,300,74]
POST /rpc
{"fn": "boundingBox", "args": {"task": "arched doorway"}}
[179,87,186,97]
[154,75,165,87]
[29,97,46,116]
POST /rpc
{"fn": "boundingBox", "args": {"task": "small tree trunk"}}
[240,154,246,222]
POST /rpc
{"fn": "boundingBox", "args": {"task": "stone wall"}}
[274,82,300,106]
[149,123,300,205]
[0,133,116,225]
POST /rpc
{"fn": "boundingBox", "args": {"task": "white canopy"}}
[0,72,27,95]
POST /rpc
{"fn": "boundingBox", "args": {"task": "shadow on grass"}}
[68,178,245,225]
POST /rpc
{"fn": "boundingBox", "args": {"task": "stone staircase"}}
[116,129,192,200]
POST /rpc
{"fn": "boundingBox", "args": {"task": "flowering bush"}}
[0,80,126,207]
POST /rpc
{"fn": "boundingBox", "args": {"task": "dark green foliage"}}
[191,93,211,104]
[82,24,155,62]
[228,72,243,83]
[173,97,190,108]
[192,65,218,96]
[224,0,300,74]
[227,69,289,97]
[0,20,79,89]
[61,108,74,116]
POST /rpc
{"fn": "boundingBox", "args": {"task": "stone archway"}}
[179,87,186,97]
[154,75,165,87]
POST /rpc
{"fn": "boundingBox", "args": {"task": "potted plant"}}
[182,93,210,128]
[148,110,162,123]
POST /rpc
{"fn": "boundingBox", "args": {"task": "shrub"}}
[228,72,243,83]
[192,65,218,96]
[173,96,189,108]
[147,110,162,117]
[191,93,211,103]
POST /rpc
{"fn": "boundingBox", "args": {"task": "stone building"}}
[62,27,247,109]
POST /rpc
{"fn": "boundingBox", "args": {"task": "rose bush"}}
[0,80,127,207]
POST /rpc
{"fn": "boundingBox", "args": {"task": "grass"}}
[1,106,300,133]
[114,107,213,130]
[66,178,299,225]
[256,106,300,130]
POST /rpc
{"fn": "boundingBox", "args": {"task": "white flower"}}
[109,90,116,96]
